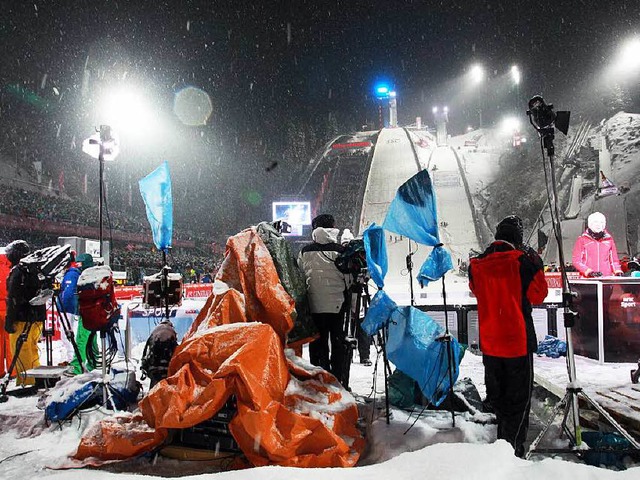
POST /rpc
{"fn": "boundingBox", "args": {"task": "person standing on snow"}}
[468,215,548,457]
[4,240,45,386]
[572,211,623,278]
[298,214,350,385]
[62,253,98,375]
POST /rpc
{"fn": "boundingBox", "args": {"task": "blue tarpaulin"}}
[139,161,173,252]
[382,169,452,286]
[362,290,463,407]
[363,223,388,289]
[360,168,462,406]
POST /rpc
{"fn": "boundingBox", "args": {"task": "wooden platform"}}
[534,355,640,440]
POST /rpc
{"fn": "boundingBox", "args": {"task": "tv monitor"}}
[272,201,311,226]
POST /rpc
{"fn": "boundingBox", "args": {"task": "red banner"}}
[114,283,214,301]
[331,141,372,150]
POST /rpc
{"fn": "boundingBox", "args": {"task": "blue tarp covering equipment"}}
[363,223,387,289]
[139,161,173,252]
[361,169,462,407]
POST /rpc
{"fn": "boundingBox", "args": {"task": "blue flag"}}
[139,161,173,252]
[382,169,440,246]
[382,169,451,285]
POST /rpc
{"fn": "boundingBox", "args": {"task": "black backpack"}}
[140,320,178,388]
[334,238,367,275]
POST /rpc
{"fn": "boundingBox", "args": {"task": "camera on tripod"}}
[335,238,368,280]
[143,266,183,309]
[22,245,72,307]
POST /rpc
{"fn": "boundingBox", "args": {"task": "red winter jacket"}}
[572,230,622,277]
[469,241,548,358]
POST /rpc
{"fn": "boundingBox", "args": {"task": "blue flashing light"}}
[375,83,391,99]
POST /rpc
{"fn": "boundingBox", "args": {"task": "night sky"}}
[1,0,638,232]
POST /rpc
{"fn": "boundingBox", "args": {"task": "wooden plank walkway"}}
[533,355,640,441]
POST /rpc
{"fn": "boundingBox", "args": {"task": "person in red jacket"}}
[468,215,548,457]
[572,211,623,277]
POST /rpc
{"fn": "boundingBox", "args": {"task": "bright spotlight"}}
[614,37,640,74]
[470,64,484,84]
[100,88,154,132]
[500,116,521,135]
[443,106,449,113]
[511,65,521,85]
[432,106,438,114]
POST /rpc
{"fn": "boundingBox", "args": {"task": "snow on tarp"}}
[72,227,363,468]
[76,265,113,289]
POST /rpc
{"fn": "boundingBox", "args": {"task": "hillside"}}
[480,112,640,257]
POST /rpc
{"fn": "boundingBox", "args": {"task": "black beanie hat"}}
[495,215,523,246]
[5,240,30,265]
[312,214,335,230]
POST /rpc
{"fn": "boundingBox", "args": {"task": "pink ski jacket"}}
[572,230,622,277]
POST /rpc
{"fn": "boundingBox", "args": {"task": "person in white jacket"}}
[298,214,350,385]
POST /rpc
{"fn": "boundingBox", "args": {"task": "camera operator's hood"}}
[312,227,340,245]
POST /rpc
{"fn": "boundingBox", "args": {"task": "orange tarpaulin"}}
[74,227,364,468]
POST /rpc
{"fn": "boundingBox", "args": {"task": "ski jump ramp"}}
[358,128,481,306]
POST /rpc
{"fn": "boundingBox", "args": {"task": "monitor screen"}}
[272,201,311,226]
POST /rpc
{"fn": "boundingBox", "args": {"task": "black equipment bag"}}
[140,320,178,388]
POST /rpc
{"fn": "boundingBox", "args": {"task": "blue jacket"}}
[59,267,81,315]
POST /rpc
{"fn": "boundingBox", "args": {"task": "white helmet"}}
[587,212,606,233]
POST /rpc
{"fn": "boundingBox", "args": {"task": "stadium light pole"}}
[469,64,485,128]
[511,65,521,111]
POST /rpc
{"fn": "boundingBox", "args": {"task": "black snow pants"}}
[309,312,347,384]
[483,353,534,457]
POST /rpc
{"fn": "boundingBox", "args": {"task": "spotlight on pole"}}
[470,64,484,84]
[511,65,521,85]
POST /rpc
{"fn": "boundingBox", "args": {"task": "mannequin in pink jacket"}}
[572,212,623,277]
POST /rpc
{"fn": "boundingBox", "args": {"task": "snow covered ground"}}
[1,341,639,479]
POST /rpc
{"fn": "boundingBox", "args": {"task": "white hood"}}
[312,227,340,245]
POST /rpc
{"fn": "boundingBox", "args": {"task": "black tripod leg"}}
[0,322,33,402]
[56,302,86,374]
[380,325,391,424]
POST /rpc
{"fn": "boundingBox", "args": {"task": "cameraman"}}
[468,216,548,457]
[298,214,350,385]
[4,240,45,386]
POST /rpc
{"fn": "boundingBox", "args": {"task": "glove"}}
[587,271,603,278]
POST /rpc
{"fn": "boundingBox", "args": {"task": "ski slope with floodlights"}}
[358,127,481,306]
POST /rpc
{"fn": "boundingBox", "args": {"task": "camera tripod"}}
[526,112,640,458]
[341,274,393,423]
[0,287,85,402]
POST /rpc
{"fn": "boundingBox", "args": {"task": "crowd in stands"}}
[0,183,222,242]
[0,181,227,284]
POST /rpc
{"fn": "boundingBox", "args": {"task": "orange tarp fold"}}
[73,228,363,468]
[75,412,168,460]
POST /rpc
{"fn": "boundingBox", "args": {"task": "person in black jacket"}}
[4,240,46,386]
[468,216,548,457]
